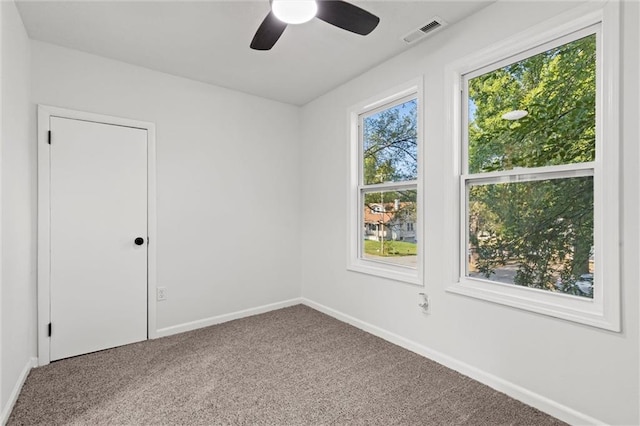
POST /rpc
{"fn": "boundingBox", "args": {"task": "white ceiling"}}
[16,1,492,105]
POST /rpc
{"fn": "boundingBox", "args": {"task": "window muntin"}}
[463,28,598,299]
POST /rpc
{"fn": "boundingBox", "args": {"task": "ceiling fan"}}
[250,0,380,51]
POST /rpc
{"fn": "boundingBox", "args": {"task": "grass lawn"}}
[364,239,417,257]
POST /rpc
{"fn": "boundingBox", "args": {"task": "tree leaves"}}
[469,35,596,173]
[363,99,417,184]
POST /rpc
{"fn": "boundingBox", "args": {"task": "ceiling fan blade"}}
[250,11,288,50]
[316,0,380,36]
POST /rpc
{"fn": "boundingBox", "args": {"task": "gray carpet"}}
[9,305,564,425]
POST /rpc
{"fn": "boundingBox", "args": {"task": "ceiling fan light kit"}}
[272,0,318,24]
[250,0,380,51]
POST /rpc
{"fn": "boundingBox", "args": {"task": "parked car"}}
[575,273,593,295]
[554,273,593,296]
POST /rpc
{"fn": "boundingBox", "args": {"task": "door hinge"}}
[48,131,51,145]
[48,322,52,337]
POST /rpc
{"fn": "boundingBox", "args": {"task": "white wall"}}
[0,0,37,417]
[300,1,639,425]
[31,41,302,332]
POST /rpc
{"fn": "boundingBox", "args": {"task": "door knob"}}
[134,237,145,246]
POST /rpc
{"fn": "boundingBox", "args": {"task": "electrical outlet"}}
[157,287,167,301]
[418,292,430,314]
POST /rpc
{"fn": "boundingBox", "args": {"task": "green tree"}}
[468,34,595,297]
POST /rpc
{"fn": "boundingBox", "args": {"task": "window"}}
[348,80,422,285]
[465,31,597,297]
[446,5,620,331]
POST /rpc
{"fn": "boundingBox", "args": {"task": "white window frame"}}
[445,3,620,331]
[348,79,424,286]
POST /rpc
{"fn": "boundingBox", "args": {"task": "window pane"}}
[362,189,417,268]
[467,176,594,298]
[363,99,417,184]
[467,34,596,173]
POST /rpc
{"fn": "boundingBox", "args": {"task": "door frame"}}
[37,105,157,366]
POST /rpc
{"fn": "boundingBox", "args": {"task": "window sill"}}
[347,260,422,286]
[446,277,620,332]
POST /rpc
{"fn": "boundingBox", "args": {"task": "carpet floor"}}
[8,305,564,425]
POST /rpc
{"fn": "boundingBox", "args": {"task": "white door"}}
[49,116,148,361]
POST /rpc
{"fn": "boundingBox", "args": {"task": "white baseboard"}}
[1,357,37,426]
[301,298,604,426]
[155,298,303,338]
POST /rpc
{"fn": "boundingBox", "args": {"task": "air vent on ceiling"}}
[402,17,447,44]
